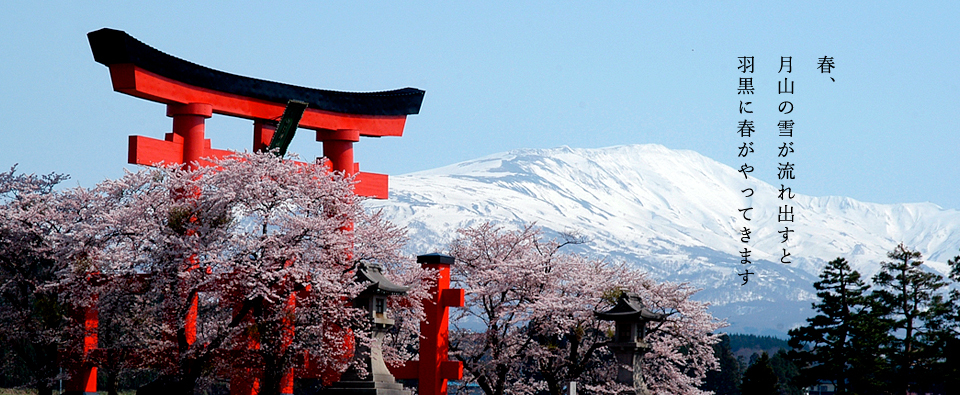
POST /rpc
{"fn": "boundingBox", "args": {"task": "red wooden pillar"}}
[279,292,296,395]
[317,129,360,176]
[260,120,295,394]
[184,292,199,346]
[167,103,211,347]
[230,300,261,395]
[392,253,464,395]
[63,303,99,395]
[253,120,277,152]
[418,253,465,395]
[168,103,213,170]
[316,129,362,392]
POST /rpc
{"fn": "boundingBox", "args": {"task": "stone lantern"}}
[595,291,666,395]
[322,261,411,395]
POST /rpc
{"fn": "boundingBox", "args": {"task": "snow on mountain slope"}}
[365,144,960,335]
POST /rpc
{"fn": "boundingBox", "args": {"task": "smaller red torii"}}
[390,253,465,395]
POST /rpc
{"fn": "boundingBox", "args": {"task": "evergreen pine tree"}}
[871,243,948,394]
[703,334,742,395]
[937,253,960,393]
[787,257,886,394]
[740,352,778,395]
[844,299,891,395]
[769,350,802,395]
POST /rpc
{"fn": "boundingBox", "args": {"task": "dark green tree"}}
[740,352,778,395]
[844,300,892,395]
[788,257,887,394]
[768,350,802,395]
[703,334,742,395]
[871,243,948,394]
[918,290,958,394]
[936,252,960,393]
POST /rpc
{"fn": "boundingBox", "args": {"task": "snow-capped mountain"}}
[365,144,960,335]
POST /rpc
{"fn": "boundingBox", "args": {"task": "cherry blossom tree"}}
[56,152,425,394]
[446,222,722,395]
[0,166,73,395]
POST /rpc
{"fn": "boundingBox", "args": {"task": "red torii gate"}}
[72,28,462,395]
[394,254,466,395]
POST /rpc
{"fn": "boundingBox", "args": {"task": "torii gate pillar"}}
[168,103,213,170]
[391,253,464,395]
[318,129,361,175]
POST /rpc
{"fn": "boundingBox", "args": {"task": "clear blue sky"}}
[1,2,958,209]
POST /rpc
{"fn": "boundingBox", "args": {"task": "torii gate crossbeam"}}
[88,27,425,197]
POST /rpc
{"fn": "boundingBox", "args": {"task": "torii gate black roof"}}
[88,28,425,116]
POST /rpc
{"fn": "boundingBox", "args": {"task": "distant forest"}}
[703,246,960,395]
[702,333,803,395]
[728,334,790,354]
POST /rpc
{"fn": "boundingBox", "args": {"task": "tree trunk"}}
[37,383,54,395]
[106,369,120,395]
[259,352,284,395]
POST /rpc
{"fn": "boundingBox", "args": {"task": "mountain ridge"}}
[365,144,960,335]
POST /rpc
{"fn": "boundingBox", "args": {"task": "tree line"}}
[703,245,960,395]
[786,244,960,394]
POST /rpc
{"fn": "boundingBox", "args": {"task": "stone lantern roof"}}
[595,291,666,322]
[356,261,409,296]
